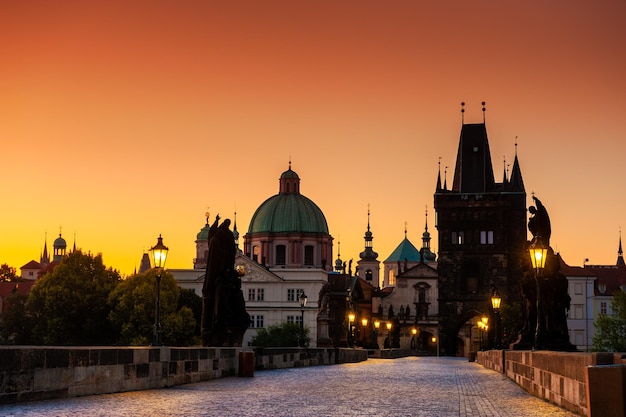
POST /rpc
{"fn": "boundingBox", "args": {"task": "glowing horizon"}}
[2,1,625,276]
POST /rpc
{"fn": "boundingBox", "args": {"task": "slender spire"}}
[436,157,442,191]
[404,221,408,239]
[233,211,240,250]
[502,156,508,184]
[334,239,343,271]
[360,205,378,261]
[509,137,525,192]
[443,166,448,190]
[618,227,625,266]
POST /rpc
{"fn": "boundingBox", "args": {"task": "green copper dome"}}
[248,193,329,234]
[248,165,329,234]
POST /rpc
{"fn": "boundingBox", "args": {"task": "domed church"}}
[236,163,334,347]
[243,162,333,270]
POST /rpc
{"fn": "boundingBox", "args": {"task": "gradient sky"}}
[2,1,626,277]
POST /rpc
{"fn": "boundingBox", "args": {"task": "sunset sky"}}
[2,1,626,277]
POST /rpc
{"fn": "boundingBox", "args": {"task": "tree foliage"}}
[0,292,32,344]
[250,322,310,347]
[592,290,626,352]
[108,270,199,346]
[0,263,21,282]
[28,250,121,345]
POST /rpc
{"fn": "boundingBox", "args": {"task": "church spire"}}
[359,206,378,261]
[40,232,49,267]
[436,158,442,191]
[508,139,525,192]
[420,206,437,262]
[617,228,625,266]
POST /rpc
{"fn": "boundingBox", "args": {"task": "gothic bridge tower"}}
[434,103,527,356]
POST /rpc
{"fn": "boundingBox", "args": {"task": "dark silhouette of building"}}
[434,104,527,356]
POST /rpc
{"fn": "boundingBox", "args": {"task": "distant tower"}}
[357,207,380,285]
[139,252,151,273]
[617,229,625,266]
[194,212,211,270]
[420,207,437,263]
[334,241,344,272]
[40,233,50,267]
[434,102,527,356]
[53,230,67,262]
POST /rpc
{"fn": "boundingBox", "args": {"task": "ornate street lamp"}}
[491,288,502,349]
[348,312,356,347]
[529,241,548,349]
[298,291,307,347]
[149,234,168,346]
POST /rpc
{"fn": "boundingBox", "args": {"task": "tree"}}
[108,270,198,346]
[28,250,120,345]
[592,290,626,352]
[0,263,21,282]
[250,322,310,347]
[0,292,33,344]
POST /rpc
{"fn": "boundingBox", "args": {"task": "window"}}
[248,288,264,301]
[288,288,304,302]
[253,246,260,263]
[574,304,583,319]
[389,270,396,286]
[287,315,303,325]
[574,283,583,295]
[365,269,373,281]
[249,315,264,328]
[480,231,494,245]
[600,301,607,315]
[276,245,286,265]
[304,245,314,266]
[452,231,465,245]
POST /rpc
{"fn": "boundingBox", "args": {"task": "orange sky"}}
[2,1,626,277]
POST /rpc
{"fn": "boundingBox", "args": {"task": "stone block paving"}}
[0,357,579,417]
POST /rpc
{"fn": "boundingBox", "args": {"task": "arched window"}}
[389,269,396,286]
[365,269,373,281]
[252,246,260,263]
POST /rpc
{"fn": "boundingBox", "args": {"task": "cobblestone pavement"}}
[1,357,579,417]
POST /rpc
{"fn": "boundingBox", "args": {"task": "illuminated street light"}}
[491,287,502,349]
[149,234,168,346]
[529,240,548,349]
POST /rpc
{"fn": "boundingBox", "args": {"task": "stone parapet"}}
[477,350,626,417]
[0,346,367,404]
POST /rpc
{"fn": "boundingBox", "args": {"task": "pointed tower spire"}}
[482,101,486,123]
[508,138,525,192]
[420,206,437,263]
[359,205,378,261]
[436,157,442,192]
[502,156,508,184]
[233,211,240,251]
[334,240,343,272]
[443,166,448,191]
[617,228,625,266]
[41,232,50,267]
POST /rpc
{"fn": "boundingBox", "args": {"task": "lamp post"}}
[529,241,548,350]
[298,291,307,347]
[491,288,502,349]
[149,234,168,346]
[348,312,356,347]
[411,327,418,351]
[373,320,380,349]
[361,318,368,347]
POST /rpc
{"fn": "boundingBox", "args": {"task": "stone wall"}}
[477,350,626,417]
[0,346,367,404]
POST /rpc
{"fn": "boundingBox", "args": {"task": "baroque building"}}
[434,104,527,356]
